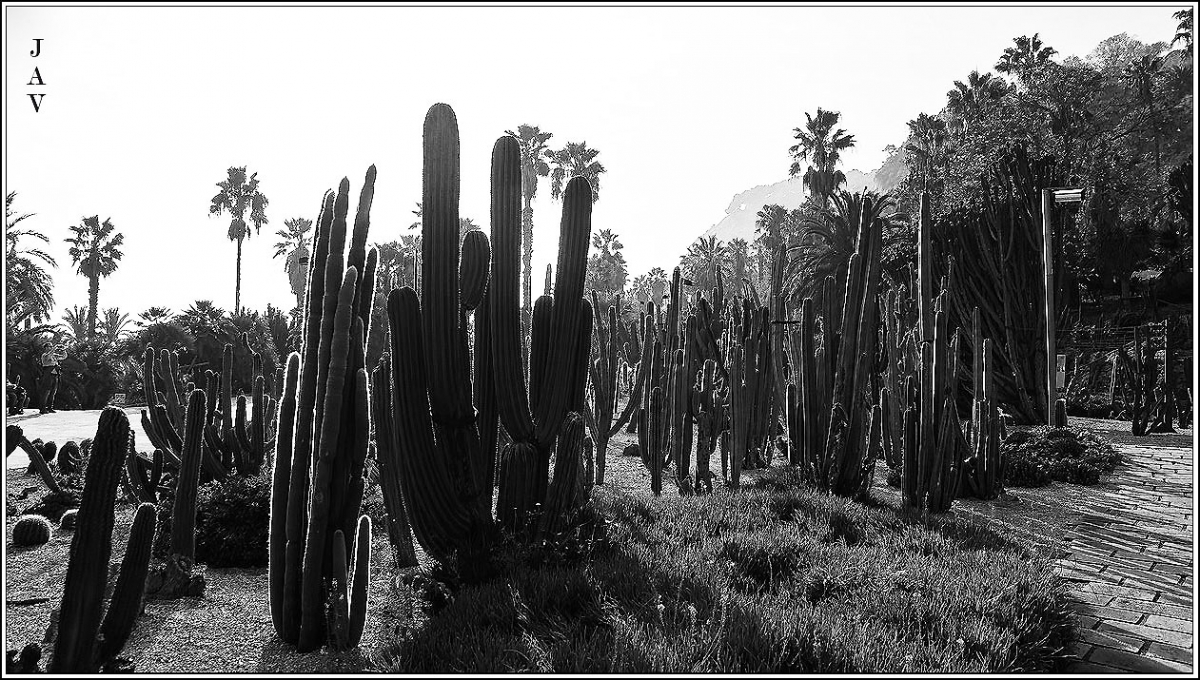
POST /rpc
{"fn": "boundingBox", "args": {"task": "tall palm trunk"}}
[235,237,244,315]
[87,275,99,340]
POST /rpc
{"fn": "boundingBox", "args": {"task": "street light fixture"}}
[1042,186,1086,425]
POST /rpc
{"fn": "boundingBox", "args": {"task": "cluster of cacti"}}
[49,407,157,674]
[583,293,621,486]
[690,359,726,494]
[12,515,53,547]
[204,339,277,479]
[11,426,63,494]
[899,194,966,513]
[26,440,57,473]
[368,356,418,569]
[269,166,377,652]
[140,347,191,469]
[960,310,1005,500]
[727,303,774,488]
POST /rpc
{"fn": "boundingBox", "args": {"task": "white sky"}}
[3,2,1188,323]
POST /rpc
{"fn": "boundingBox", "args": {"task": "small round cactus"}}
[12,515,53,547]
[80,437,93,457]
[58,441,81,475]
[42,440,58,464]
[59,509,79,530]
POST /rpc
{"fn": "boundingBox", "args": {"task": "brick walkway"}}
[1058,444,1195,673]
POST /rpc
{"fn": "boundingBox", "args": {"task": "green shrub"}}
[1002,427,1122,488]
[12,515,53,546]
[194,474,271,567]
[1066,394,1111,419]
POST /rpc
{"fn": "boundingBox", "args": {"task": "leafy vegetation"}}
[1002,427,1124,487]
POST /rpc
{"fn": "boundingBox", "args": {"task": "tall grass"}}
[375,471,1075,673]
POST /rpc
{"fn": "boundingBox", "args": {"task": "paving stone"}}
[1078,627,1146,653]
[1109,597,1193,621]
[1144,642,1195,667]
[1085,604,1144,624]
[1141,614,1194,633]
[1087,646,1193,673]
[1075,582,1159,601]
[1095,620,1193,649]
[1152,563,1194,576]
[1156,591,1191,607]
[1065,660,1126,673]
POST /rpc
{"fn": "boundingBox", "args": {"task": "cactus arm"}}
[18,436,62,494]
[348,515,371,647]
[171,389,208,560]
[269,352,300,636]
[370,358,418,568]
[95,502,157,666]
[347,165,377,316]
[474,289,499,492]
[487,135,536,441]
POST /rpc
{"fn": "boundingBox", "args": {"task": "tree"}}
[6,192,56,330]
[679,236,731,294]
[1174,8,1194,58]
[274,217,313,308]
[785,190,902,305]
[728,237,750,297]
[61,306,89,342]
[549,141,606,203]
[505,125,554,319]
[788,108,857,209]
[65,215,124,340]
[904,113,953,194]
[97,308,133,342]
[1124,54,1166,179]
[137,307,173,328]
[584,228,629,304]
[946,70,1008,134]
[208,166,269,315]
[629,267,668,307]
[995,33,1058,85]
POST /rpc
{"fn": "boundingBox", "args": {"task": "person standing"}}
[38,339,66,414]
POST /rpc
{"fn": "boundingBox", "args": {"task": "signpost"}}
[1042,187,1085,425]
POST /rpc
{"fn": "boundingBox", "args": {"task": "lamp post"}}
[1042,186,1085,425]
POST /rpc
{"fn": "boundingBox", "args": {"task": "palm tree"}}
[680,236,731,293]
[209,166,269,315]
[97,308,133,342]
[274,217,313,307]
[788,108,857,209]
[549,142,606,203]
[585,227,629,302]
[728,237,750,296]
[137,307,173,328]
[904,113,952,192]
[6,192,57,329]
[61,305,90,342]
[945,70,1009,134]
[65,215,124,340]
[784,190,903,305]
[505,125,554,317]
[995,33,1057,84]
[1174,8,1193,58]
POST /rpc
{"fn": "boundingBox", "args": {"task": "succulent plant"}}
[12,514,53,547]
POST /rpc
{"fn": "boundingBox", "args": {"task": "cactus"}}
[59,509,79,530]
[584,294,621,486]
[170,389,208,561]
[327,516,371,651]
[962,334,1005,500]
[58,441,82,475]
[12,426,62,494]
[367,357,419,569]
[139,347,188,467]
[536,413,588,542]
[269,167,377,652]
[486,120,594,535]
[12,515,53,546]
[691,359,725,495]
[50,407,157,673]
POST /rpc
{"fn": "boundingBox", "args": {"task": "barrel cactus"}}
[59,509,79,531]
[12,515,53,546]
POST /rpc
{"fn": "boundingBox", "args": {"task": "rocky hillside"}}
[697,147,907,246]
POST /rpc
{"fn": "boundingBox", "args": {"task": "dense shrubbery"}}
[1066,393,1113,419]
[193,474,271,568]
[1002,427,1122,487]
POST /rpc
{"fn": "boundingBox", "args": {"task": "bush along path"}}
[1056,441,1194,673]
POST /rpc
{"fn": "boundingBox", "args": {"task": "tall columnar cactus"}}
[269,166,378,652]
[962,330,1004,500]
[50,408,157,673]
[691,358,725,494]
[327,516,371,651]
[202,338,274,478]
[170,389,208,561]
[367,357,419,569]
[536,413,589,541]
[488,121,594,534]
[727,305,773,486]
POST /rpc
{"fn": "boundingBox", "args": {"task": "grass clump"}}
[374,478,1074,673]
[1003,426,1122,487]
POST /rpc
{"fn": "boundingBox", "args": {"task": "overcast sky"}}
[4,3,1187,324]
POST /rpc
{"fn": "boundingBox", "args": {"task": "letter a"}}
[29,93,45,112]
[28,67,45,86]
